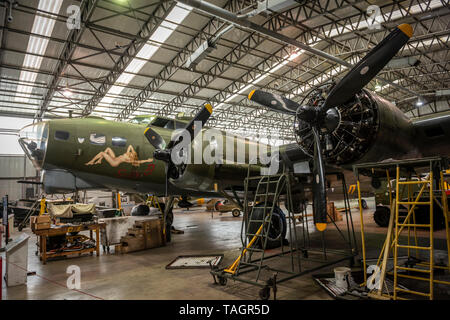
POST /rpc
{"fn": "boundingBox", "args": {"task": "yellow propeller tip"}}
[144,127,149,134]
[315,223,327,232]
[398,24,413,38]
[205,103,213,113]
[248,89,256,100]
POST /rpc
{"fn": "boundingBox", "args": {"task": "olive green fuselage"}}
[39,117,271,196]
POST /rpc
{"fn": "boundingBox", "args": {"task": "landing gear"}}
[232,209,241,217]
[161,196,175,243]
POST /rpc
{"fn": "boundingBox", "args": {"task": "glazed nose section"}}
[18,121,49,169]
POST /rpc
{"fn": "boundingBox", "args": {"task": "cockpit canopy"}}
[128,115,156,125]
[18,122,48,169]
[128,115,189,130]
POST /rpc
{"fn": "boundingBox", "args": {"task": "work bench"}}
[34,222,105,264]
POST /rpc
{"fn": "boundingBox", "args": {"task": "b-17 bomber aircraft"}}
[18,24,450,241]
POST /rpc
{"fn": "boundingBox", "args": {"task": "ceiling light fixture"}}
[416,99,423,107]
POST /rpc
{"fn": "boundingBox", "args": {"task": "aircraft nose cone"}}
[18,121,49,169]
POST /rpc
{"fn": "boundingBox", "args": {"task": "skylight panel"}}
[101,4,192,109]
[135,43,159,60]
[14,0,63,103]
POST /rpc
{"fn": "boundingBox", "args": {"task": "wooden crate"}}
[120,235,145,253]
[144,219,163,249]
[31,215,52,231]
[327,202,342,223]
[119,218,163,253]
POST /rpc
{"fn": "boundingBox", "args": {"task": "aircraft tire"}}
[361,199,368,209]
[373,206,390,227]
[247,203,287,249]
[414,204,445,230]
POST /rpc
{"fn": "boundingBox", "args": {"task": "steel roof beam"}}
[36,0,99,120]
[176,0,421,100]
[81,0,176,116]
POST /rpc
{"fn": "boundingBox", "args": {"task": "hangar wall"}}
[0,155,38,201]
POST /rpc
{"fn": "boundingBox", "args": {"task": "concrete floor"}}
[1,200,449,300]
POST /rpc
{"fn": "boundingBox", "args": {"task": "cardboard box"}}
[31,215,52,232]
[34,215,51,224]
[34,223,51,230]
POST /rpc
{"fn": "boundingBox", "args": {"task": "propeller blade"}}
[322,24,413,111]
[144,127,166,150]
[311,127,327,232]
[167,103,213,149]
[248,90,298,115]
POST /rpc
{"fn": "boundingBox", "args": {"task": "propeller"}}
[248,24,413,231]
[248,90,298,115]
[144,103,213,196]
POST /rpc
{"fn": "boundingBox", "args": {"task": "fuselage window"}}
[54,130,69,141]
[90,133,106,145]
[112,136,127,147]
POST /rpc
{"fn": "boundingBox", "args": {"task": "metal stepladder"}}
[209,163,358,300]
[225,170,300,279]
[18,196,46,231]
[392,164,450,300]
[146,195,164,214]
[210,165,302,300]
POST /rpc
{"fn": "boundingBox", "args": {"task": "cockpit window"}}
[151,117,175,129]
[18,122,48,169]
[90,133,106,145]
[55,130,69,141]
[175,121,187,129]
[112,136,127,147]
[130,115,179,129]
[128,115,155,125]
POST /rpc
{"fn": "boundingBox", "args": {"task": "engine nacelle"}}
[170,163,216,192]
[295,85,419,166]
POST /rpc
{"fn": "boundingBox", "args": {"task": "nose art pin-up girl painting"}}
[85,145,153,167]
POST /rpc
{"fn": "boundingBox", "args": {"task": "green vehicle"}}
[372,177,446,229]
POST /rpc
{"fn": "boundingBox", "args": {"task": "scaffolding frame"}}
[353,157,450,300]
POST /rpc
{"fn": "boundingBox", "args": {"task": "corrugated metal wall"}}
[0,155,38,200]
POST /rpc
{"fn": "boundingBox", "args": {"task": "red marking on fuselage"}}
[116,163,155,179]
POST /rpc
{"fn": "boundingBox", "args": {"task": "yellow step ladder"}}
[392,166,450,300]
[393,166,433,299]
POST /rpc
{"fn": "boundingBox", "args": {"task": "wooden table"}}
[34,222,105,264]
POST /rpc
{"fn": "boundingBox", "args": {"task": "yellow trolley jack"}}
[224,224,264,275]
